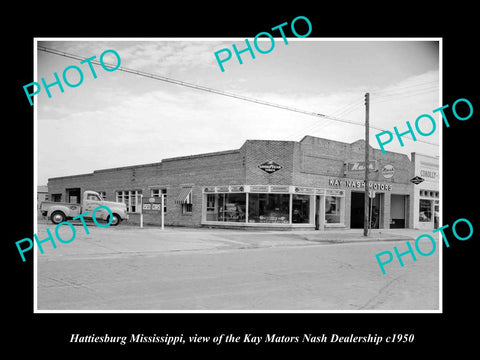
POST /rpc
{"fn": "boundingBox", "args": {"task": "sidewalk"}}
[35,221,428,260]
[289,228,422,244]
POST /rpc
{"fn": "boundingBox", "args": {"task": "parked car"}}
[40,190,128,226]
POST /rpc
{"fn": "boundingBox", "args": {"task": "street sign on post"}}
[140,194,144,228]
[141,195,165,230]
[161,194,164,230]
[369,190,376,198]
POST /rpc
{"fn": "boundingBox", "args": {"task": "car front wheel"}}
[108,214,121,226]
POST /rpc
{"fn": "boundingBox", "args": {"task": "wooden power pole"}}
[364,92,370,237]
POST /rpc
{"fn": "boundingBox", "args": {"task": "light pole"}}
[364,92,370,237]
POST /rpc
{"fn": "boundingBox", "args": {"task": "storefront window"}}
[116,190,142,213]
[151,188,167,213]
[292,194,310,223]
[325,196,342,224]
[248,193,290,223]
[206,193,246,222]
[419,199,432,222]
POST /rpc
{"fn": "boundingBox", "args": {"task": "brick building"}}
[411,152,440,230]
[47,135,420,230]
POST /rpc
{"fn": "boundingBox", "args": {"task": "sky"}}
[35,38,440,185]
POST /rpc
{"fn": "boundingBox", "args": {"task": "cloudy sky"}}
[35,38,440,185]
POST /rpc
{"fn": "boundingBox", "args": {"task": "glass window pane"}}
[419,199,432,222]
[292,194,310,223]
[206,193,246,222]
[325,196,341,224]
[248,193,290,224]
[223,193,246,222]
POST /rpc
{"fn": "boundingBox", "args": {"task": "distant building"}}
[411,153,440,230]
[37,185,49,207]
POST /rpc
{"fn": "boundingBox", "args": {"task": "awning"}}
[175,187,192,204]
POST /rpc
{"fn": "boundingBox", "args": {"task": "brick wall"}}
[47,136,416,229]
[48,149,246,227]
[243,140,295,185]
[296,136,413,186]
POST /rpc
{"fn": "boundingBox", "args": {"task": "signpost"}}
[141,195,165,230]
[364,92,370,237]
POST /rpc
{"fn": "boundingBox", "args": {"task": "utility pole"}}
[364,92,370,237]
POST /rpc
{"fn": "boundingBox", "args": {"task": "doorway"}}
[350,191,381,229]
[390,194,406,228]
[66,188,81,204]
[315,195,320,230]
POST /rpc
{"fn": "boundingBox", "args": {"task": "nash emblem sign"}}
[258,161,283,174]
[381,164,395,179]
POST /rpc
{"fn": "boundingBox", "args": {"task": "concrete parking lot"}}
[36,222,440,311]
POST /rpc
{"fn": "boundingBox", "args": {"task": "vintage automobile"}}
[40,190,128,226]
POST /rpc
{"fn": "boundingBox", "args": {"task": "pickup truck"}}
[40,190,129,226]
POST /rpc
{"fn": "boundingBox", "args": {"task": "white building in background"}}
[37,185,49,207]
[411,152,439,230]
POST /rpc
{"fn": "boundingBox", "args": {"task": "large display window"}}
[248,193,290,224]
[325,196,342,224]
[203,186,318,226]
[206,193,246,222]
[292,194,310,223]
[419,199,432,222]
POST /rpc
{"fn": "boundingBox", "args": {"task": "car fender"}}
[47,205,71,218]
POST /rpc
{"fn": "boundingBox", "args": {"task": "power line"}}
[37,46,438,147]
[372,86,439,100]
[38,46,331,118]
[331,101,363,118]
[371,79,439,96]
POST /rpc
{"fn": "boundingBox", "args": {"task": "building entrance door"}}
[390,194,407,228]
[350,192,364,228]
[315,195,320,230]
[66,188,81,204]
[350,191,381,229]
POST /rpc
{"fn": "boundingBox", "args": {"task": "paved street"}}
[36,223,440,311]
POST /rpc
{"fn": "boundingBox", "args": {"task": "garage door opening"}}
[66,188,81,204]
[390,194,407,228]
[350,191,381,229]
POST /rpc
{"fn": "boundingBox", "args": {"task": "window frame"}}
[151,188,167,213]
[116,190,143,213]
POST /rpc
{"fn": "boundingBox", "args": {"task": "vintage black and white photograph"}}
[34,38,441,312]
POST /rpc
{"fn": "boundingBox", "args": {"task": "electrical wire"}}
[37,46,439,147]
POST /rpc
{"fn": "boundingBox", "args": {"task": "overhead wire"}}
[371,79,439,96]
[288,99,363,139]
[37,46,439,147]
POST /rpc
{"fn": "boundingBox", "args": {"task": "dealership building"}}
[46,135,438,230]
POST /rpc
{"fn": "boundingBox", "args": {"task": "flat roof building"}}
[411,152,440,230]
[47,135,436,230]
